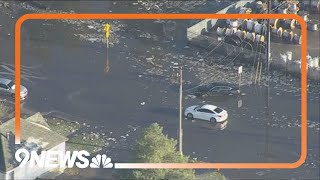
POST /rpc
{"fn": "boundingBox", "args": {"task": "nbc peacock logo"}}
[90,154,114,168]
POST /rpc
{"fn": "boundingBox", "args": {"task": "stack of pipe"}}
[245,32,256,41]
[271,26,283,38]
[301,0,310,7]
[217,27,226,36]
[256,1,263,9]
[255,34,265,43]
[311,0,320,11]
[293,33,302,44]
[241,19,248,29]
[277,27,284,38]
[271,26,278,36]
[262,24,268,35]
[283,30,294,42]
[288,0,300,14]
[272,0,280,8]
[278,7,288,14]
[308,20,319,31]
[284,19,296,29]
[301,0,319,12]
[256,1,267,13]
[229,20,239,27]
[254,23,263,34]
[239,7,252,14]
[299,11,309,21]
[225,28,234,36]
[235,29,247,39]
[246,20,257,31]
[270,19,280,28]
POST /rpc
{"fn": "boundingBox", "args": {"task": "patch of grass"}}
[46,117,80,137]
[46,116,109,154]
[0,101,9,119]
[63,167,81,176]
[67,132,108,154]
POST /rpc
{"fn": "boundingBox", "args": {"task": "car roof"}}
[0,78,12,85]
[209,82,236,87]
[198,82,237,89]
[200,104,218,111]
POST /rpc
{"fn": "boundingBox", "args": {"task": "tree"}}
[0,102,8,119]
[195,171,226,180]
[120,123,195,180]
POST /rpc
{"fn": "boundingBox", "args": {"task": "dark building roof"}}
[0,113,68,172]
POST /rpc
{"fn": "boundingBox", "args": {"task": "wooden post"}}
[105,38,110,74]
[255,60,260,84]
[258,60,263,85]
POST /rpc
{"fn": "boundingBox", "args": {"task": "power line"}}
[184,39,253,92]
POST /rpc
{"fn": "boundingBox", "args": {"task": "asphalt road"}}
[0,1,319,179]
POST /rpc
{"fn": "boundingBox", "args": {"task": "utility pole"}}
[238,66,243,92]
[179,66,183,155]
[267,0,271,93]
[265,0,271,160]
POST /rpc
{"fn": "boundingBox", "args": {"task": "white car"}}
[184,104,228,123]
[0,78,28,100]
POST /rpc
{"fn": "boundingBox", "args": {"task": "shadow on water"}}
[185,119,229,131]
[198,94,238,103]
[170,83,200,93]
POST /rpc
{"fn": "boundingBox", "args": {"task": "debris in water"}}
[185,95,196,99]
[256,171,267,176]
[87,25,94,29]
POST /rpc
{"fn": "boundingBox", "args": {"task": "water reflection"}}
[195,119,229,131]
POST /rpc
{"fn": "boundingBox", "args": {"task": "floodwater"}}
[0,1,319,179]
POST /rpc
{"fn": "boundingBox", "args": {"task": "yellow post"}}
[104,23,111,74]
[104,23,111,40]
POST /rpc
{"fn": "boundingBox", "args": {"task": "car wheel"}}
[187,113,193,119]
[210,117,216,123]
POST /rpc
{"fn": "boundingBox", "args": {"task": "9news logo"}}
[15,149,113,169]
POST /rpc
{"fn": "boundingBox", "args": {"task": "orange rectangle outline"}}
[14,14,307,169]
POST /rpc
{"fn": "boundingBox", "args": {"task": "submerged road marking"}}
[1,65,46,80]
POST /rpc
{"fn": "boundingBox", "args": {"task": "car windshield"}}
[197,85,208,91]
[7,81,15,88]
[214,107,223,113]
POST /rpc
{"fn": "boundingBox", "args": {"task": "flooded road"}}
[0,1,319,179]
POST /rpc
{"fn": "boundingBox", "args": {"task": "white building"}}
[0,113,68,180]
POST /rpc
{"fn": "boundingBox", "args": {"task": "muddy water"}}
[0,0,319,179]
